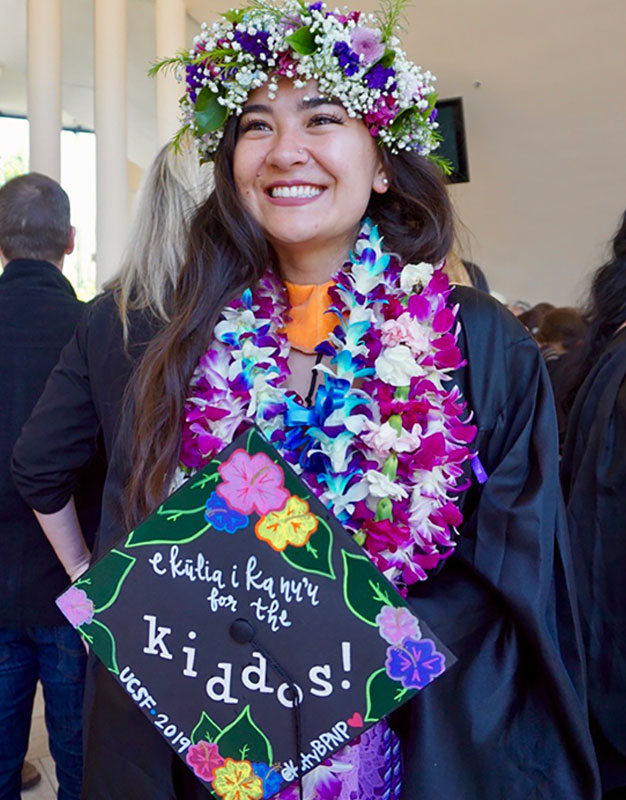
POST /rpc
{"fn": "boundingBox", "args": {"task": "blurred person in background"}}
[560,209,626,799]
[0,173,96,800]
[11,136,212,729]
[536,307,588,448]
[518,301,555,337]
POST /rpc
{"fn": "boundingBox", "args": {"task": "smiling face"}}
[233,79,388,279]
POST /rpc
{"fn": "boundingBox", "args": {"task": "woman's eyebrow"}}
[299,96,344,110]
[240,103,272,116]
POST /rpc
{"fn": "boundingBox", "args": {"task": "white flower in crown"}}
[375,344,425,386]
[400,262,434,293]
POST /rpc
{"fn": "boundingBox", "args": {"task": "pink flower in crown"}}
[376,604,421,645]
[186,741,224,781]
[350,27,385,65]
[56,586,94,629]
[364,95,398,136]
[217,449,290,516]
[275,50,298,77]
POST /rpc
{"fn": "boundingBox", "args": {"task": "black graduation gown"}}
[81,287,600,799]
[561,327,626,793]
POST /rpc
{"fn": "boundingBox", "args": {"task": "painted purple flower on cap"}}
[385,637,445,689]
[350,27,385,66]
[56,586,95,629]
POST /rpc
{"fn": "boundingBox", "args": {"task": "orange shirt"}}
[283,279,339,354]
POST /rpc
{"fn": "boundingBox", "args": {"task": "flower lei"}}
[151,0,446,165]
[176,219,476,587]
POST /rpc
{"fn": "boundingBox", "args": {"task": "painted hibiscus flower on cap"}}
[212,758,263,800]
[56,586,95,629]
[255,496,318,552]
[186,740,224,781]
[217,449,289,516]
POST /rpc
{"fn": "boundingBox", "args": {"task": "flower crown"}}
[152,0,446,166]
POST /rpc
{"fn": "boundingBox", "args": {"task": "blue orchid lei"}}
[176,219,476,587]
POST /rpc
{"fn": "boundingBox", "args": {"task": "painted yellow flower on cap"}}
[211,758,263,800]
[255,496,319,552]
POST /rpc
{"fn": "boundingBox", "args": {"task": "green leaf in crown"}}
[364,667,412,723]
[79,619,119,674]
[342,550,402,626]
[214,705,273,764]
[194,86,228,135]
[74,549,135,612]
[285,26,317,55]
[191,711,222,744]
[281,517,336,580]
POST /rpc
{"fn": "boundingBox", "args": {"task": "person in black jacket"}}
[0,173,92,800]
[561,210,626,798]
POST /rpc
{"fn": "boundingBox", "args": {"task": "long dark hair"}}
[562,209,626,411]
[125,125,454,527]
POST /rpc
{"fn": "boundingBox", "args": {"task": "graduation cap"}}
[57,427,453,798]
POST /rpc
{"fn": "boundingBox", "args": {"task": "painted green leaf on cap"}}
[191,711,222,744]
[195,86,228,135]
[214,705,273,763]
[79,619,119,674]
[74,549,135,613]
[342,550,402,626]
[364,667,412,722]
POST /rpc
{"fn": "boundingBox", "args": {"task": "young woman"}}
[20,2,599,798]
[561,210,626,798]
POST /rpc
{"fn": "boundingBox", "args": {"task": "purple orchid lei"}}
[175,218,476,588]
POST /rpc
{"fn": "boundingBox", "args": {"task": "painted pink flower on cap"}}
[186,741,224,781]
[56,586,95,629]
[376,604,421,645]
[217,449,290,516]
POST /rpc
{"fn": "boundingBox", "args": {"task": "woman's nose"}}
[266,128,308,170]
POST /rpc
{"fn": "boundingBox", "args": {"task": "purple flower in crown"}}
[56,586,95,629]
[205,492,249,533]
[307,1,323,10]
[385,638,446,689]
[333,41,360,76]
[364,63,396,90]
[233,28,272,60]
[351,27,385,66]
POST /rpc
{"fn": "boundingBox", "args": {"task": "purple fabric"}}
[277,718,403,799]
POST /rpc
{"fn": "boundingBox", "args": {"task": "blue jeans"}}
[0,626,86,800]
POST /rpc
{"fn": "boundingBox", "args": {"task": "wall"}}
[405,0,626,305]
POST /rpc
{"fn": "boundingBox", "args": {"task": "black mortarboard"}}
[57,428,452,798]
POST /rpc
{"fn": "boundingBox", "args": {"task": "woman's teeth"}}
[270,185,322,199]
